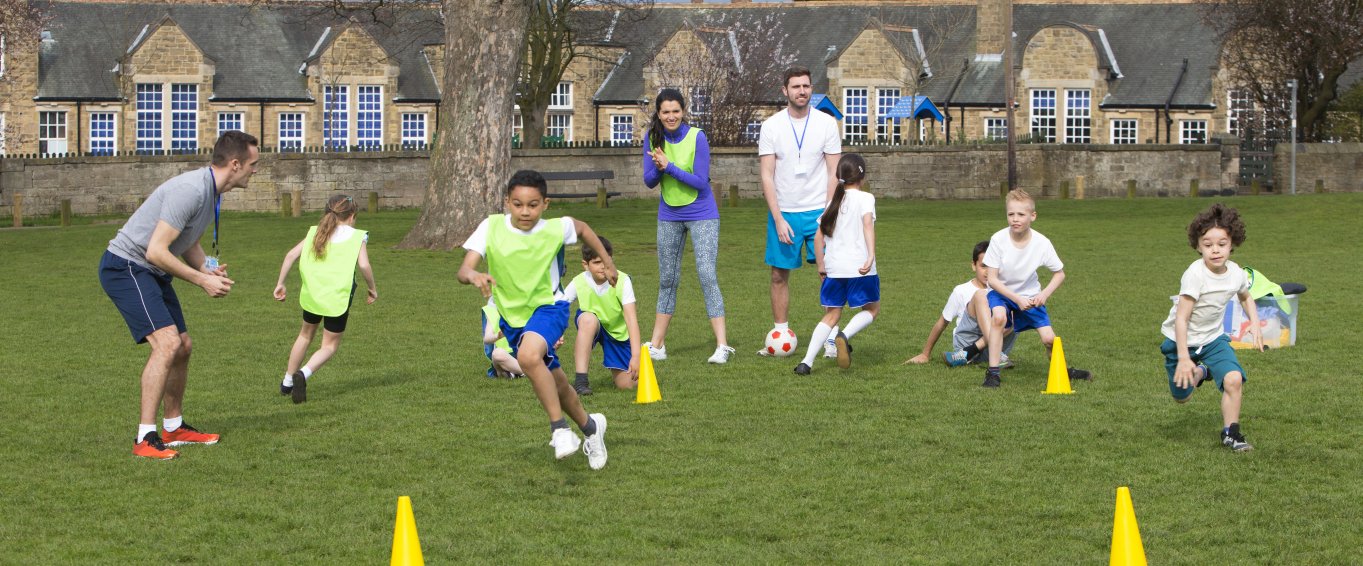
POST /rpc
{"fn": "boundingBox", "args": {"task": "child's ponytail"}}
[820,153,867,238]
[313,194,357,260]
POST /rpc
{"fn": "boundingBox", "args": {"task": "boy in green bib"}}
[565,237,642,395]
[273,195,378,404]
[458,170,614,470]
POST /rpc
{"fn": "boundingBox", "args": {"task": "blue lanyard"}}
[209,169,220,257]
[789,111,809,161]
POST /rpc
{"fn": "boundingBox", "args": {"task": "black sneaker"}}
[291,370,307,404]
[574,381,593,396]
[1067,367,1093,381]
[834,332,853,369]
[1222,423,1253,452]
[1195,364,1212,388]
[793,363,811,376]
[981,370,1001,388]
[280,382,292,396]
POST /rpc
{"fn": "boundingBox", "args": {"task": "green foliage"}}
[1,195,1360,562]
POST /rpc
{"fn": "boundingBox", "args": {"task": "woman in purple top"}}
[641,88,733,364]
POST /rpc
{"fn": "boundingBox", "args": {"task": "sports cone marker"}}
[1110,487,1147,566]
[391,496,424,566]
[1043,336,1074,394]
[636,350,662,404]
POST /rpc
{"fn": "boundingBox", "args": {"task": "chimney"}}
[976,0,1007,57]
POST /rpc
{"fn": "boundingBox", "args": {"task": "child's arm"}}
[905,317,951,364]
[623,300,642,380]
[858,211,875,275]
[457,249,494,298]
[1171,295,1199,388]
[1238,289,1265,351]
[273,239,306,301]
[1033,269,1065,307]
[814,229,826,280]
[985,266,1032,309]
[357,240,378,304]
[574,220,617,285]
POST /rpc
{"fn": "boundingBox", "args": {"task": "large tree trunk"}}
[398,0,531,249]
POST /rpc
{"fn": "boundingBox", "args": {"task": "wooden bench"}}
[541,170,620,208]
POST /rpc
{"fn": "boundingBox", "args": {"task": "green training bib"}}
[486,215,566,327]
[660,127,701,207]
[300,226,366,317]
[573,271,629,342]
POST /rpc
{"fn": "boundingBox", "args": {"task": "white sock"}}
[774,321,789,331]
[137,423,157,444]
[282,373,294,387]
[301,366,314,379]
[826,325,840,345]
[843,311,875,338]
[802,322,835,365]
[163,415,183,432]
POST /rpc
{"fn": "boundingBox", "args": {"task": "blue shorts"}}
[575,310,631,371]
[766,209,824,270]
[986,291,1052,333]
[499,301,570,371]
[1161,335,1246,401]
[820,275,881,308]
[99,251,186,343]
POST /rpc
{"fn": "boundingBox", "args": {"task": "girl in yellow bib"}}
[273,195,378,404]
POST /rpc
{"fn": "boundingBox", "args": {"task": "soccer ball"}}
[764,328,799,357]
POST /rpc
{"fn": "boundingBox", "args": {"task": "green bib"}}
[660,127,701,207]
[481,301,511,351]
[1245,267,1292,315]
[486,215,566,327]
[299,226,366,317]
[573,271,629,341]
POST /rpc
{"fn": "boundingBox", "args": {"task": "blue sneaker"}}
[943,350,969,367]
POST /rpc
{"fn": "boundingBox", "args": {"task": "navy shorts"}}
[820,275,881,308]
[99,251,186,343]
[499,301,571,371]
[576,310,632,371]
[986,291,1052,333]
[1161,335,1247,401]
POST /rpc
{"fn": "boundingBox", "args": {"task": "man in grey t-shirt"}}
[98,131,259,460]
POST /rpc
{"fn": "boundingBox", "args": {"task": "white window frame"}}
[89,112,117,155]
[743,120,761,144]
[39,111,68,155]
[356,85,383,150]
[217,112,244,139]
[689,86,711,128]
[985,117,1008,141]
[1227,88,1253,137]
[1064,89,1091,144]
[546,113,572,142]
[843,87,869,141]
[512,113,523,142]
[549,82,573,110]
[279,112,305,151]
[876,88,901,143]
[1110,119,1138,144]
[170,83,198,153]
[1180,120,1208,144]
[610,114,633,145]
[401,112,428,148]
[1030,89,1057,143]
[136,83,163,154]
[323,84,349,150]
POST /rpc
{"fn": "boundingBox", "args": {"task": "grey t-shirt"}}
[107,167,217,274]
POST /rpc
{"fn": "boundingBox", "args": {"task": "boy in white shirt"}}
[904,241,1016,367]
[1160,203,1262,452]
[978,189,1091,388]
[566,237,642,395]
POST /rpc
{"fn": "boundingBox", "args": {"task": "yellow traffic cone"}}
[1043,336,1074,394]
[1110,487,1147,566]
[636,351,661,404]
[391,496,424,566]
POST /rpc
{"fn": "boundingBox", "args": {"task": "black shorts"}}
[303,284,356,333]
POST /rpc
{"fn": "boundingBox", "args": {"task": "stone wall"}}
[1273,143,1363,194]
[1,143,1250,218]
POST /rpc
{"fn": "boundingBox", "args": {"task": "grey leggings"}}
[656,218,725,318]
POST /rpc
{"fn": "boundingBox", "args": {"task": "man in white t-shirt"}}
[757,66,842,353]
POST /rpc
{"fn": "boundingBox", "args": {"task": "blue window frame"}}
[279,113,304,152]
[136,83,163,154]
[357,85,383,149]
[843,88,868,142]
[218,112,243,138]
[170,84,198,153]
[401,113,426,149]
[90,112,116,155]
[324,85,349,150]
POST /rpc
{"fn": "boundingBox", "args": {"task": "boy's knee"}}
[1224,371,1244,389]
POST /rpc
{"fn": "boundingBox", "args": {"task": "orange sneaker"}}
[163,423,220,446]
[133,432,179,460]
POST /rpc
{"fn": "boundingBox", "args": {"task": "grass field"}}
[1,193,1360,563]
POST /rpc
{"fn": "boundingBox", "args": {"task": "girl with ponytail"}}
[793,153,880,375]
[272,194,378,403]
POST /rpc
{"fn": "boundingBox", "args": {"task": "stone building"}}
[1,0,1351,156]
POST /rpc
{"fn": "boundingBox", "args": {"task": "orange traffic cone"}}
[636,351,661,404]
[1043,336,1074,394]
[1110,487,1147,566]
[391,496,424,566]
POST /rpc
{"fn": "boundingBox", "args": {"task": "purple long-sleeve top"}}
[642,123,719,222]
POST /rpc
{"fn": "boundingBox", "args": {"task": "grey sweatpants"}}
[656,218,725,318]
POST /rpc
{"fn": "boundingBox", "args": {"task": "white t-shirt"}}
[983,228,1063,297]
[562,271,636,305]
[943,280,986,324]
[1161,259,1248,346]
[820,190,876,278]
[329,224,368,244]
[758,108,842,212]
[463,215,578,297]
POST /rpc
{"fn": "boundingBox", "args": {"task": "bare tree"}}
[397,0,531,249]
[0,0,52,150]
[874,7,972,144]
[646,12,797,147]
[1204,0,1363,141]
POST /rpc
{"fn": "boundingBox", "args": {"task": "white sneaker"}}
[1000,353,1015,369]
[644,342,667,361]
[549,428,580,460]
[707,345,736,364]
[823,339,837,359]
[582,413,608,470]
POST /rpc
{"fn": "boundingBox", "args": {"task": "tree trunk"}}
[398,0,531,249]
[521,105,547,149]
